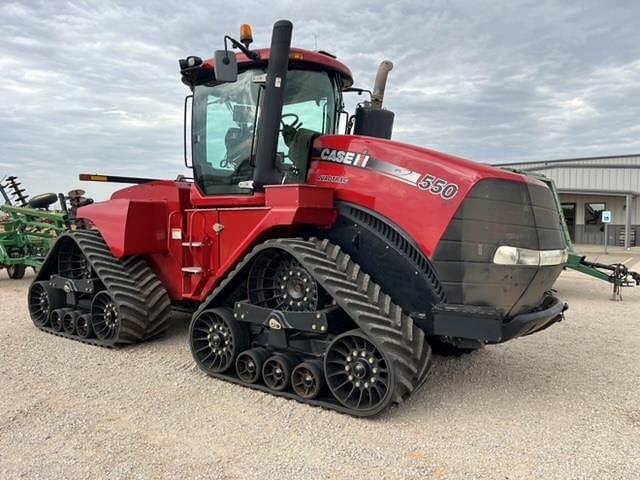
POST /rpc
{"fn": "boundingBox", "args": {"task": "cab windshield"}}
[192,69,338,195]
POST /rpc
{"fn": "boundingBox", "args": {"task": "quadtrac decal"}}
[316,174,350,184]
[314,147,459,199]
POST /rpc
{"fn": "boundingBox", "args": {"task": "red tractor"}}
[28,21,568,416]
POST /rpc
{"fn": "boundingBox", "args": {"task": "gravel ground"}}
[1,266,639,479]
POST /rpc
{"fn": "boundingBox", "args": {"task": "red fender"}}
[77,199,168,257]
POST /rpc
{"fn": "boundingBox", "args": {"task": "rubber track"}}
[193,238,432,414]
[33,230,171,346]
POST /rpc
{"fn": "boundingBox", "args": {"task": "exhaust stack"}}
[253,20,293,189]
[371,60,393,110]
[353,59,395,140]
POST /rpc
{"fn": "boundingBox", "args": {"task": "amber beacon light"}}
[240,24,253,48]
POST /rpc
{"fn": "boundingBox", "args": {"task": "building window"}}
[585,202,606,232]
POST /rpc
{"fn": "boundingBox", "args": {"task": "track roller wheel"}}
[262,354,297,391]
[324,329,393,415]
[76,313,93,339]
[91,291,120,341]
[28,281,65,328]
[189,308,249,374]
[50,308,73,332]
[236,348,269,384]
[62,310,82,335]
[292,360,324,400]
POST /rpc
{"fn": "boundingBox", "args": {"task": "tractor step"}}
[182,242,204,247]
[182,266,203,274]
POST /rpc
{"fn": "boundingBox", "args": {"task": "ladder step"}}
[182,242,204,247]
[182,267,203,274]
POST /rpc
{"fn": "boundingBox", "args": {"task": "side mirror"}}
[214,50,238,82]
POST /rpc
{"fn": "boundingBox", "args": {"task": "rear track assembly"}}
[28,231,172,347]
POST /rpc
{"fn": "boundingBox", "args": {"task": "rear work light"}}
[493,246,568,267]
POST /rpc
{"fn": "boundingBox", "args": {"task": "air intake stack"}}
[353,60,395,140]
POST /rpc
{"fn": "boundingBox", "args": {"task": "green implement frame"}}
[0,177,68,279]
[505,169,640,299]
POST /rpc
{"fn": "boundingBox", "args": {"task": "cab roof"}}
[182,48,354,89]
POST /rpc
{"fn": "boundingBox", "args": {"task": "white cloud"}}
[0,0,639,199]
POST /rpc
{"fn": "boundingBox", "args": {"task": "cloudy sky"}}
[1,0,639,199]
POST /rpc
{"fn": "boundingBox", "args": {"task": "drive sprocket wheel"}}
[325,329,393,414]
[58,240,92,279]
[190,308,249,374]
[91,291,120,341]
[247,251,322,312]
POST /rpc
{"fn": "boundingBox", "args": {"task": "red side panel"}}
[77,199,168,257]
[184,185,336,301]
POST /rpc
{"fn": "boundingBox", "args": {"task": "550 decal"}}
[418,174,459,199]
[315,147,459,200]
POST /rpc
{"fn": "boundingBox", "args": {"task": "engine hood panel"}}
[307,135,541,258]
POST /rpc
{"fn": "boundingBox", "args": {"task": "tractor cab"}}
[180,24,354,197]
[191,66,341,194]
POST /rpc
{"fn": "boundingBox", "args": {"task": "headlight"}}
[493,246,568,266]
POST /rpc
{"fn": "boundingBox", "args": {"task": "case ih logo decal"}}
[319,148,370,167]
[315,148,459,199]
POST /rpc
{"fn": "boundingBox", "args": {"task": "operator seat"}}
[283,127,318,181]
[224,126,252,168]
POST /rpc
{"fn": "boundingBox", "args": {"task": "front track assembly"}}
[27,231,172,347]
[189,238,432,417]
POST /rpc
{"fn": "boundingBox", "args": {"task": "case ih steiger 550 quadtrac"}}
[28,21,569,416]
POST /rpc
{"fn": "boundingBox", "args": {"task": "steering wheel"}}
[279,114,303,161]
[280,113,300,130]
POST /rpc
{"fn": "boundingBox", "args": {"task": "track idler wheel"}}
[236,348,269,384]
[189,308,249,375]
[50,308,73,332]
[324,329,393,415]
[292,360,324,400]
[28,281,65,328]
[62,310,82,335]
[91,291,120,341]
[262,354,297,392]
[76,313,94,339]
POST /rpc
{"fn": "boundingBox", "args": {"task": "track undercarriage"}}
[28,234,431,416]
[28,231,172,347]
[188,238,431,416]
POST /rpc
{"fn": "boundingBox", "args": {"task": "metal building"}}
[496,154,640,248]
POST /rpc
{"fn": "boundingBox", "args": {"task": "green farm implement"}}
[0,176,91,279]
